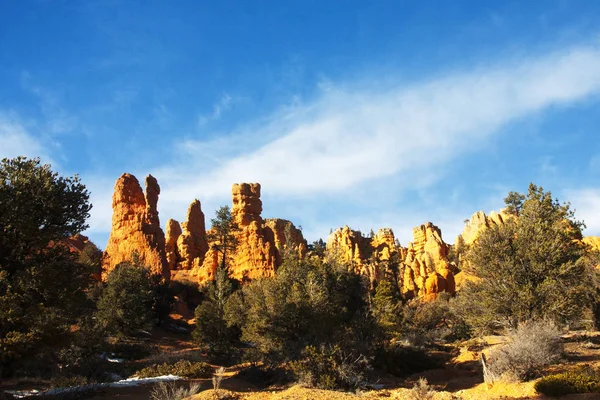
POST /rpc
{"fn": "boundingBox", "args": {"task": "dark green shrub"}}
[290,345,371,390]
[535,366,600,396]
[460,184,590,333]
[235,365,291,389]
[95,261,154,337]
[135,360,212,379]
[373,345,444,377]
[240,257,370,364]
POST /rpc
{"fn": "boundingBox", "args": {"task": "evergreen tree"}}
[194,206,241,360]
[0,157,92,376]
[372,279,401,339]
[207,206,239,270]
[95,259,155,337]
[458,184,590,333]
[193,265,239,360]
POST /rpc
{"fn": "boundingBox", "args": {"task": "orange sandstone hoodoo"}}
[102,174,307,285]
[101,173,169,280]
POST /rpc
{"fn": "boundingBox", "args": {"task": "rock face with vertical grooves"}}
[457,209,510,246]
[264,218,308,264]
[176,199,209,270]
[175,183,307,284]
[165,219,182,270]
[326,222,455,301]
[102,173,169,280]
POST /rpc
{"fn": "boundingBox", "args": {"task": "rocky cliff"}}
[102,173,169,280]
[326,223,454,301]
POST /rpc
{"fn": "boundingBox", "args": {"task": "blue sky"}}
[2,1,600,248]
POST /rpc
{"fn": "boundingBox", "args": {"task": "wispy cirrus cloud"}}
[20,72,79,136]
[158,46,600,197]
[0,113,55,164]
[198,93,236,126]
[84,44,600,245]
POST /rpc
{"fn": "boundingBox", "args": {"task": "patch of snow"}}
[6,375,181,398]
[100,352,125,363]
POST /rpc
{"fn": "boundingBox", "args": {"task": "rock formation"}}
[102,173,169,280]
[176,199,209,270]
[231,183,262,226]
[165,219,182,270]
[326,222,455,301]
[326,226,373,275]
[457,209,509,246]
[264,218,308,264]
[403,222,455,301]
[453,210,510,291]
[185,183,306,283]
[65,233,91,253]
[583,236,600,253]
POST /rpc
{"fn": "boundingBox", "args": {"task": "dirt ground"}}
[5,329,600,400]
[184,331,600,400]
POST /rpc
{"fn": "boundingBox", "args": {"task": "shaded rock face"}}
[264,218,308,264]
[65,233,90,253]
[165,219,182,270]
[102,173,169,280]
[326,223,455,301]
[177,199,209,270]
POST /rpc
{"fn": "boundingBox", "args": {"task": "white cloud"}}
[154,46,600,207]
[83,45,600,246]
[0,114,54,163]
[566,188,600,236]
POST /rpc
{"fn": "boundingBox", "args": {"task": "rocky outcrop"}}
[65,233,91,253]
[583,236,600,252]
[102,173,169,280]
[371,228,403,262]
[101,175,303,285]
[453,210,510,291]
[232,183,262,226]
[186,183,305,283]
[176,199,209,270]
[264,218,308,263]
[403,222,455,300]
[165,219,182,270]
[457,210,509,246]
[326,226,374,277]
[326,222,454,301]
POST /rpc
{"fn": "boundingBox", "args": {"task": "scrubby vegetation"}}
[3,156,600,397]
[458,184,592,333]
[135,360,212,379]
[535,366,600,396]
[149,381,201,400]
[484,319,563,382]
